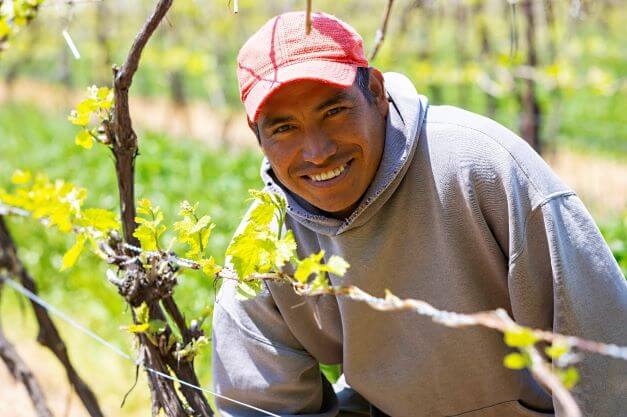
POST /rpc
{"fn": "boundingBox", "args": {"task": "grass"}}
[600,215,627,275]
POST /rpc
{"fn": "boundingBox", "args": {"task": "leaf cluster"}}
[0,0,43,51]
[0,169,120,270]
[133,198,221,278]
[173,200,219,276]
[502,328,579,389]
[68,86,115,149]
[225,190,350,299]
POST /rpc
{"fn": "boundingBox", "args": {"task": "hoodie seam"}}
[509,191,577,265]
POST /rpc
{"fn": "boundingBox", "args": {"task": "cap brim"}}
[244,60,359,122]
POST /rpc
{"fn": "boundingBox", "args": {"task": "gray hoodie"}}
[212,73,627,417]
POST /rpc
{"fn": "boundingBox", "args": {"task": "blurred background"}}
[0,0,625,415]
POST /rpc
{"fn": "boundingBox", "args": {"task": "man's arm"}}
[212,278,339,416]
[508,193,627,417]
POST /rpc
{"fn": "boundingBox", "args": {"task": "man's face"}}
[254,69,388,217]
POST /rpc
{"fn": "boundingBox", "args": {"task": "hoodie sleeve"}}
[212,278,339,417]
[507,193,627,417]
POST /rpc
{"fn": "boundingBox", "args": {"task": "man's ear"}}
[368,67,389,118]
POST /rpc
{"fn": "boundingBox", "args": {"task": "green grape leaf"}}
[80,208,119,232]
[559,367,580,389]
[11,169,31,185]
[503,352,529,370]
[61,234,86,271]
[49,205,73,233]
[76,98,98,114]
[137,198,153,216]
[68,110,89,127]
[320,363,341,384]
[178,200,198,217]
[227,229,269,279]
[133,199,166,250]
[326,256,350,276]
[147,319,167,335]
[310,274,330,292]
[133,224,156,250]
[75,129,94,149]
[294,250,325,283]
[134,302,150,324]
[95,86,114,109]
[504,328,538,348]
[0,18,10,38]
[273,230,296,268]
[236,280,263,300]
[199,257,220,276]
[189,215,213,234]
[124,323,150,334]
[248,200,275,228]
[545,343,569,359]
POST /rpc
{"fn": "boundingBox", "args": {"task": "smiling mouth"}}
[303,159,353,184]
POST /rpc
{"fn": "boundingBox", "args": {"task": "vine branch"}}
[0,307,53,417]
[110,0,173,247]
[104,0,213,415]
[369,0,395,61]
[0,217,105,417]
[305,0,312,34]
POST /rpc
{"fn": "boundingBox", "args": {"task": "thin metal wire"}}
[0,276,281,417]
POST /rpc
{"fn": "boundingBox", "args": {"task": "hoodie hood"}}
[260,72,428,236]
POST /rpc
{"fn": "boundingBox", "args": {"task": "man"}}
[212,11,627,417]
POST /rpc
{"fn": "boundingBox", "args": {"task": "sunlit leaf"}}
[559,367,580,389]
[294,250,325,283]
[199,257,219,276]
[61,234,85,271]
[236,280,263,300]
[326,255,349,276]
[545,343,569,359]
[273,230,296,268]
[75,129,94,149]
[124,323,150,334]
[133,224,159,251]
[503,352,529,370]
[504,329,538,348]
[68,110,89,127]
[80,208,119,232]
[0,18,10,38]
[11,169,31,185]
[134,302,150,324]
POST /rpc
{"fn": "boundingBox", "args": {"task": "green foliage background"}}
[0,0,625,414]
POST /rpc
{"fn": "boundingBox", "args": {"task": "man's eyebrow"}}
[315,91,352,112]
[260,91,352,129]
[261,115,296,130]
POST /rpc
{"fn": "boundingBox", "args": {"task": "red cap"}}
[237,11,369,122]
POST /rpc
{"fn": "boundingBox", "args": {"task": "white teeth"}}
[309,164,346,182]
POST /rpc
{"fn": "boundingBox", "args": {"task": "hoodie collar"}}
[260,72,428,236]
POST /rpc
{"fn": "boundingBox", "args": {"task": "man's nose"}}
[301,129,337,165]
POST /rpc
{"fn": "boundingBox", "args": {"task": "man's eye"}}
[273,125,293,135]
[326,107,346,117]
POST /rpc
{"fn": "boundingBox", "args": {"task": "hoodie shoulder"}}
[421,104,571,204]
